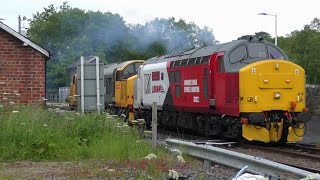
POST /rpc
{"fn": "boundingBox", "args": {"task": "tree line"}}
[26,2,320,92]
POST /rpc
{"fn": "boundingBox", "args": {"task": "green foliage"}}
[0,105,156,161]
[238,19,320,85]
[279,18,320,84]
[238,31,272,41]
[26,2,217,90]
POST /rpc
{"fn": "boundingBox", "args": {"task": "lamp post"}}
[258,13,277,46]
[18,15,31,34]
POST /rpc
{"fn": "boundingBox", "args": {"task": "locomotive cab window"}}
[267,45,285,59]
[116,70,123,81]
[123,64,135,77]
[229,45,248,64]
[248,43,267,58]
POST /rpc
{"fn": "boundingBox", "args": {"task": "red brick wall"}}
[0,29,46,105]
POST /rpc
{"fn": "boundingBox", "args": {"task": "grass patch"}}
[0,105,161,161]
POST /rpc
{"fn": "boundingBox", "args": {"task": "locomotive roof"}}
[144,39,288,65]
[104,60,144,75]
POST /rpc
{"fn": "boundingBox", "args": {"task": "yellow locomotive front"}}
[239,60,311,143]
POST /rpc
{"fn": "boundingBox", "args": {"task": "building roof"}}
[0,21,50,58]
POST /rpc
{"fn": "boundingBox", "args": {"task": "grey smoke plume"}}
[131,18,218,53]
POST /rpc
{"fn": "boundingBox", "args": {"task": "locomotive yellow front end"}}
[239,60,311,143]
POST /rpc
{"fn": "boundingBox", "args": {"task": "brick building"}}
[0,22,49,105]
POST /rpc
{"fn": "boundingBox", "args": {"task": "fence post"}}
[80,56,84,114]
[95,56,100,114]
[152,102,157,149]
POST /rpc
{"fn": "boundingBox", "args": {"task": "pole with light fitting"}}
[258,13,277,46]
[18,15,31,34]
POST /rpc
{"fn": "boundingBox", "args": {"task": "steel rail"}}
[165,139,313,179]
[242,144,320,161]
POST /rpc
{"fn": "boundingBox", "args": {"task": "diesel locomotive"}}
[70,38,312,143]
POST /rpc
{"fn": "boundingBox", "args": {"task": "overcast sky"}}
[1,0,319,43]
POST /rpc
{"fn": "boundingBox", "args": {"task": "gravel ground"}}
[0,159,238,179]
[233,146,320,170]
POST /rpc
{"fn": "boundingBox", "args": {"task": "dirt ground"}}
[0,159,237,179]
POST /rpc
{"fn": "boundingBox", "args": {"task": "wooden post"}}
[152,102,157,149]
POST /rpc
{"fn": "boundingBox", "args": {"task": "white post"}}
[18,15,21,34]
[95,56,100,114]
[275,14,278,46]
[152,102,157,149]
[81,56,84,114]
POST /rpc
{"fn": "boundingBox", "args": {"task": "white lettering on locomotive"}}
[193,96,200,103]
[184,79,197,86]
[184,86,200,93]
[152,85,164,93]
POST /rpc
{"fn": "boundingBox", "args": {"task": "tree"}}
[280,18,320,84]
[27,3,218,90]
[238,31,272,41]
[27,2,133,89]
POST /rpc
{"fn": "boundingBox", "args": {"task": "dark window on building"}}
[229,45,247,64]
[267,45,285,59]
[218,56,225,72]
[175,85,181,97]
[201,56,209,64]
[248,43,267,58]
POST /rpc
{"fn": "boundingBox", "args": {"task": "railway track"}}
[241,143,320,161]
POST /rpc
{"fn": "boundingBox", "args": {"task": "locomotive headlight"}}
[263,79,269,84]
[285,79,291,84]
[274,92,281,99]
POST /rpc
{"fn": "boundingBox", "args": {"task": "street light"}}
[258,12,277,46]
[18,15,31,34]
